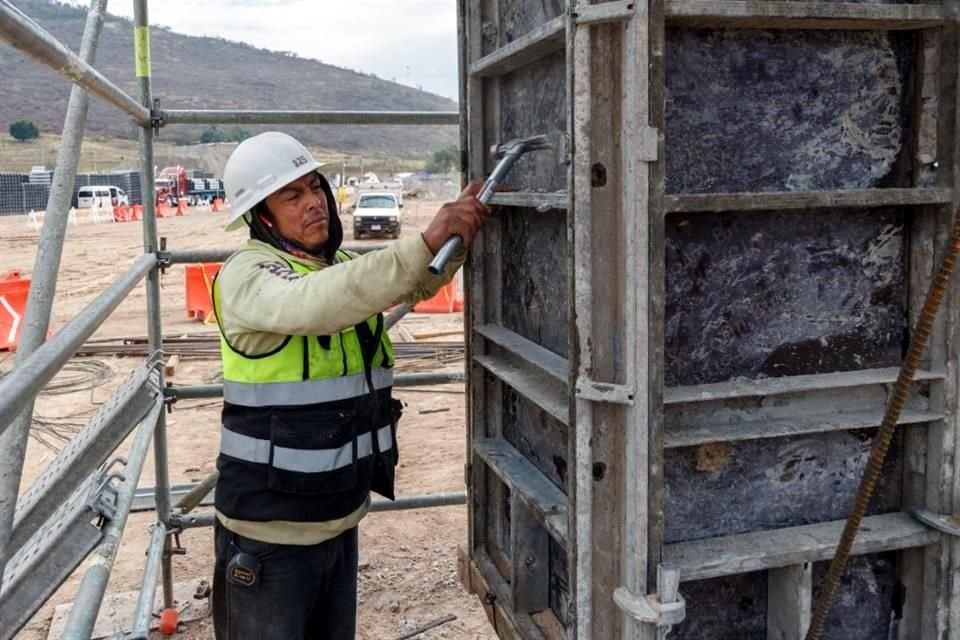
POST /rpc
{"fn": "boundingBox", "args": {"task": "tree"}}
[228,128,252,143]
[9,120,39,142]
[425,145,459,174]
[199,127,228,143]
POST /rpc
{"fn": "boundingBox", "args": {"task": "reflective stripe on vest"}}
[220,424,393,473]
[222,367,393,407]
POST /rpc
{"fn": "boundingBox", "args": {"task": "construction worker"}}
[211,131,487,639]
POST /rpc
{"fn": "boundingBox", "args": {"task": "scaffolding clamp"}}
[150,98,164,134]
[162,383,179,412]
[157,237,171,272]
[613,566,686,628]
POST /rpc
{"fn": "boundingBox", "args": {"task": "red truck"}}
[154,166,225,206]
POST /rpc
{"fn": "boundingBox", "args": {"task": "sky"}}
[65,0,460,101]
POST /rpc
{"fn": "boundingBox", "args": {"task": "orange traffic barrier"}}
[157,202,172,218]
[132,204,143,220]
[185,263,223,323]
[0,271,30,351]
[112,205,132,222]
[211,198,225,212]
[176,200,189,216]
[413,279,463,314]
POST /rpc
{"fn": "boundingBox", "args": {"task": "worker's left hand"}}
[421,180,492,255]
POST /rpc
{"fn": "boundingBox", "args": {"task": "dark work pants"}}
[213,520,358,639]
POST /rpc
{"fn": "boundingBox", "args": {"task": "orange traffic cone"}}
[211,198,225,212]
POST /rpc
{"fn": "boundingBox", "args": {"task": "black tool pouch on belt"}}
[356,315,398,500]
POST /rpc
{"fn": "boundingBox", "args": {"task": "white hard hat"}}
[222,132,324,231]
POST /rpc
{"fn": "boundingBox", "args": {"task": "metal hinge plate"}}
[912,508,960,537]
[614,587,686,627]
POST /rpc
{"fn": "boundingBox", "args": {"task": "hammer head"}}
[490,134,551,157]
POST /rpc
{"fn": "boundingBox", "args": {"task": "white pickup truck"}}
[352,191,402,239]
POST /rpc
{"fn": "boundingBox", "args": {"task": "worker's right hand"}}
[421,181,491,255]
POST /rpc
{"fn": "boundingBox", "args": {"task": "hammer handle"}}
[427,146,527,275]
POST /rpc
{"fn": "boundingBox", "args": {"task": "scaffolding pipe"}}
[173,470,218,515]
[60,401,163,640]
[0,0,149,125]
[162,109,459,126]
[385,303,415,330]
[133,0,175,610]
[163,244,386,265]
[173,492,467,529]
[168,371,464,401]
[0,254,156,435]
[129,522,168,637]
[0,0,108,584]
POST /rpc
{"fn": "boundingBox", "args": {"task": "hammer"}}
[427,134,552,275]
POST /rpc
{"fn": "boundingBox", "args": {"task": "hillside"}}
[0,0,459,154]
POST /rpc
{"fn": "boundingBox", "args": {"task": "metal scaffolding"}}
[0,0,463,636]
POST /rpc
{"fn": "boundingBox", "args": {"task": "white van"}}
[77,185,128,208]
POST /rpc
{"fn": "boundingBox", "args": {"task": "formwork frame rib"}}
[0,0,466,636]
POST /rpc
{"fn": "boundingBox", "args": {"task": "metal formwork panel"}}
[463,1,960,640]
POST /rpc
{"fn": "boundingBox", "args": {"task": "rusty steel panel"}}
[665,30,913,194]
[664,429,903,542]
[665,209,908,387]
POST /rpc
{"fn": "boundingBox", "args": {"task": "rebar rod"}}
[0,0,108,584]
[0,0,149,125]
[806,213,960,639]
[60,401,163,640]
[162,109,458,126]
[0,254,156,436]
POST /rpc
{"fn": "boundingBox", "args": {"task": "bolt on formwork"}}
[0,0,463,637]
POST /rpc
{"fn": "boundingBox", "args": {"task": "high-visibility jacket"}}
[212,250,399,524]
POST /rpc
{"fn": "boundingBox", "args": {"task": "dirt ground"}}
[0,196,497,639]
